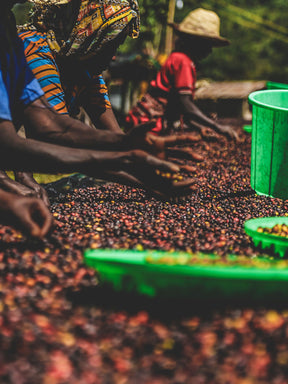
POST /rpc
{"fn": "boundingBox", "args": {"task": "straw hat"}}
[169,8,230,47]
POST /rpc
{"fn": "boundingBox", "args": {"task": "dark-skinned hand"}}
[14,172,50,207]
[116,149,198,199]
[1,194,54,239]
[89,148,197,198]
[0,176,37,198]
[127,121,204,163]
[189,120,239,142]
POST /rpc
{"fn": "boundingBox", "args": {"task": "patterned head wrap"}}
[27,0,140,58]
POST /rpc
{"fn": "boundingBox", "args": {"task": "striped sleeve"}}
[18,30,68,114]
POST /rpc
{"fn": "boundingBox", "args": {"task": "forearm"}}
[54,114,126,148]
[179,94,217,129]
[24,98,127,150]
[0,121,131,175]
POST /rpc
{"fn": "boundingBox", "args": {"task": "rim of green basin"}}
[248,90,288,112]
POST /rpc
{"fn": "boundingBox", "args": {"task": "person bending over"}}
[0,0,195,215]
[6,0,202,200]
[126,8,238,141]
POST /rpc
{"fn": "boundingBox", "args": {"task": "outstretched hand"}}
[213,123,239,141]
[127,121,204,163]
[189,120,239,142]
[115,149,197,198]
[88,148,197,198]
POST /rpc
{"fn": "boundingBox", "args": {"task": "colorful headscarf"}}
[26,0,140,59]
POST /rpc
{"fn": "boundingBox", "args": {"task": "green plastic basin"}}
[84,249,288,300]
[266,81,288,90]
[245,216,288,258]
[248,90,288,199]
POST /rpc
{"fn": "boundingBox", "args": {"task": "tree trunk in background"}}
[165,0,176,55]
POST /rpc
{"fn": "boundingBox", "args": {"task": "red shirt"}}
[150,51,196,97]
[125,51,197,134]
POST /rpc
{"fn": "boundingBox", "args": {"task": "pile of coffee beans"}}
[1,119,288,383]
[145,253,288,269]
[257,224,288,238]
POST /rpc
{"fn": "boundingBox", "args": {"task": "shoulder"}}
[18,28,48,47]
[168,51,193,65]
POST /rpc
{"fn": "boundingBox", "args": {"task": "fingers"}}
[221,129,239,143]
[179,164,197,173]
[212,124,239,142]
[170,179,198,194]
[18,199,54,239]
[22,184,50,208]
[19,213,42,238]
[231,130,240,142]
[224,126,239,141]
[2,181,36,198]
[166,147,204,162]
[98,170,145,189]
[17,208,44,238]
[32,202,54,238]
[132,151,180,173]
[200,127,220,142]
[13,173,50,206]
[161,133,202,146]
[149,178,198,200]
[38,187,51,208]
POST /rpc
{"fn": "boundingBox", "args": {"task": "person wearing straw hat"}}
[6,0,201,200]
[126,8,238,141]
[0,0,198,223]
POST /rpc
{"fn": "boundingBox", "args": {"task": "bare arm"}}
[179,94,238,140]
[0,119,197,197]
[180,94,219,129]
[0,119,142,174]
[0,119,96,173]
[23,97,126,149]
[23,97,205,162]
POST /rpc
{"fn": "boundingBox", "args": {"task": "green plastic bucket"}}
[266,81,288,90]
[248,90,288,200]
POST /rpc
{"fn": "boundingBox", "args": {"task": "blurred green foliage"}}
[12,0,288,82]
[12,3,32,25]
